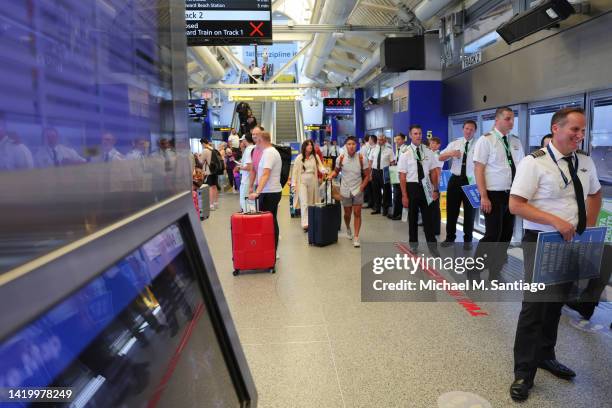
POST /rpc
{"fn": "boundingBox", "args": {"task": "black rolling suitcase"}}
[308,181,339,246]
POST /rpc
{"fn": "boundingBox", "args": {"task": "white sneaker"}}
[346,228,353,240]
[353,238,360,248]
[276,254,280,260]
[210,205,216,211]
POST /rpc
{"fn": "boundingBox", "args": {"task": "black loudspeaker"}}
[380,36,425,72]
[496,0,575,45]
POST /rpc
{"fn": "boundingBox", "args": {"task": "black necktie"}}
[377,146,382,169]
[51,148,60,167]
[461,140,469,177]
[502,136,516,181]
[416,147,424,181]
[562,156,587,234]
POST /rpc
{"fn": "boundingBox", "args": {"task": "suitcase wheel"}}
[233,270,239,276]
[271,268,276,274]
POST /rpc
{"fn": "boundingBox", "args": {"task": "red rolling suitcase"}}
[231,201,276,276]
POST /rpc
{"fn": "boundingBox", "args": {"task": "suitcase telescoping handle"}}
[324,178,332,205]
[246,198,259,214]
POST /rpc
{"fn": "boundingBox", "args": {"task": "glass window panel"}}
[590,97,612,194]
[480,109,519,136]
[0,1,189,274]
[527,101,582,152]
[450,117,477,141]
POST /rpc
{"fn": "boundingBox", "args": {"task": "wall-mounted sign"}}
[461,51,482,70]
[213,127,233,132]
[323,98,354,116]
[304,125,326,131]
[186,0,272,46]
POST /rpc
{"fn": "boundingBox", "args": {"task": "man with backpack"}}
[327,136,371,248]
[200,138,224,211]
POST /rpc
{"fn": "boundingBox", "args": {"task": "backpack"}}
[273,144,292,188]
[337,153,365,179]
[206,147,225,175]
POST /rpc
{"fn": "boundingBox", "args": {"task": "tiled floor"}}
[203,193,612,408]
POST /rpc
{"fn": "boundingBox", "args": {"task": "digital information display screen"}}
[188,99,207,118]
[186,0,272,46]
[0,224,240,407]
[323,98,355,116]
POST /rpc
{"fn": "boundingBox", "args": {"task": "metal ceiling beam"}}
[360,1,398,13]
[330,51,363,69]
[273,32,313,41]
[204,83,342,89]
[335,40,374,57]
[216,46,263,84]
[324,63,354,76]
[273,24,413,33]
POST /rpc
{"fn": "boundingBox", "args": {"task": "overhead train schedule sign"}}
[323,98,355,116]
[186,0,272,46]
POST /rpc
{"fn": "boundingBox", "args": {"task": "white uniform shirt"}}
[473,128,524,191]
[35,144,86,168]
[397,143,435,183]
[126,149,146,160]
[92,148,124,163]
[441,137,476,177]
[510,143,601,232]
[393,143,410,160]
[360,142,375,163]
[431,149,444,169]
[368,144,394,170]
[321,144,339,157]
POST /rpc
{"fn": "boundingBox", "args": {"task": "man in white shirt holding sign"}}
[439,120,477,248]
[507,107,601,402]
[398,125,439,246]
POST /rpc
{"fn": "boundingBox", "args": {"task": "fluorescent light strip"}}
[70,375,106,408]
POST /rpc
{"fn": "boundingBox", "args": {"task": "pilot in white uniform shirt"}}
[473,128,524,190]
[510,142,600,232]
[442,137,476,178]
[397,143,435,182]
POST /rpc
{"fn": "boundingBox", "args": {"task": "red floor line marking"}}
[147,302,205,408]
[394,243,488,317]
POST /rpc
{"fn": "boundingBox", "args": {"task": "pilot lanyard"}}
[546,144,576,188]
[492,128,514,168]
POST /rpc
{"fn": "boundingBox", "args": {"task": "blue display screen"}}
[0,224,239,407]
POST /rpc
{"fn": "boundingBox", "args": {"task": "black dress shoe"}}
[510,378,533,401]
[371,210,381,215]
[566,302,595,320]
[440,240,454,248]
[538,360,576,379]
[382,210,388,217]
[391,215,402,220]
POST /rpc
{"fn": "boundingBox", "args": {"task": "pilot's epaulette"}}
[529,150,546,158]
[483,132,493,137]
[576,149,589,156]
